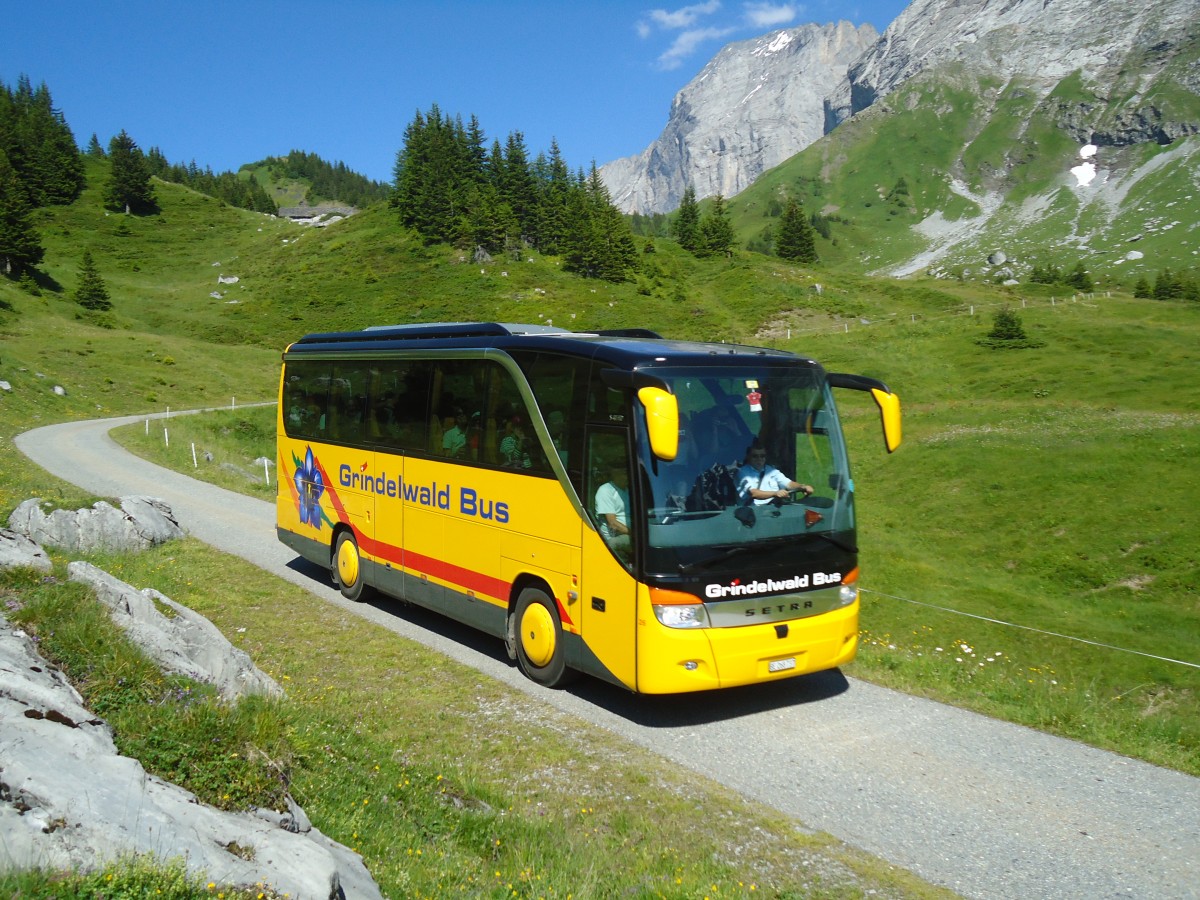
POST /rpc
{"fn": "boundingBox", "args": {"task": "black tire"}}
[513,586,574,687]
[332,530,367,602]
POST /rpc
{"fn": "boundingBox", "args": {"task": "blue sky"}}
[4,1,908,185]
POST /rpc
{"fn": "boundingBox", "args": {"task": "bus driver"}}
[737,444,813,506]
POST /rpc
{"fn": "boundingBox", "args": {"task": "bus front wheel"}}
[514,587,573,687]
[333,530,367,602]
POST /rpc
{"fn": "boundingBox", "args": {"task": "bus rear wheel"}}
[514,587,573,687]
[333,530,367,602]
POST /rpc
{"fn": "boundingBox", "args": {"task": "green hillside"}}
[729,62,1200,287]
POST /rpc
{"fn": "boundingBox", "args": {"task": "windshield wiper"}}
[813,532,858,553]
[678,545,754,574]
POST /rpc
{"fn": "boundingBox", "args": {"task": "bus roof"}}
[285,322,815,370]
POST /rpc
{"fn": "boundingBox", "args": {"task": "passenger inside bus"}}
[595,461,630,552]
[500,416,532,468]
[441,408,469,458]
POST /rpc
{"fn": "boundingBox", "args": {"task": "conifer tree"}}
[534,140,572,255]
[776,197,818,264]
[977,306,1043,349]
[0,76,85,206]
[0,150,44,277]
[498,131,537,246]
[73,250,111,311]
[87,133,105,157]
[672,186,700,252]
[562,164,637,282]
[1067,261,1092,292]
[1133,276,1151,298]
[1153,269,1180,301]
[25,80,86,204]
[105,130,156,214]
[698,194,734,257]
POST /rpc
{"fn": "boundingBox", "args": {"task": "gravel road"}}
[15,411,1200,899]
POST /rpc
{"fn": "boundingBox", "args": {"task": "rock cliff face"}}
[830,0,1199,127]
[600,21,877,215]
[603,0,1199,216]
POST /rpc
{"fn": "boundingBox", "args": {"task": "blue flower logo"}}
[294,446,326,529]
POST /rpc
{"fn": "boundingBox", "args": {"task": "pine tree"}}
[1153,269,1180,301]
[776,197,817,264]
[105,130,156,214]
[672,186,700,252]
[87,133,105,157]
[977,306,1044,349]
[0,150,44,277]
[498,131,537,247]
[534,139,572,255]
[26,81,85,204]
[1133,276,1152,298]
[73,250,111,311]
[562,164,637,281]
[698,194,734,257]
[0,76,85,206]
[1067,261,1092,292]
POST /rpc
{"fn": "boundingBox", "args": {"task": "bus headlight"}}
[649,587,711,629]
[839,567,860,607]
[653,603,710,629]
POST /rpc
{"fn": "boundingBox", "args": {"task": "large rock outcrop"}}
[0,611,381,899]
[600,21,877,214]
[67,561,283,702]
[0,507,383,898]
[8,496,185,554]
[0,529,52,573]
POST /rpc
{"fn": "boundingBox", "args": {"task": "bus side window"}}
[371,360,430,453]
[509,351,592,485]
[283,360,332,438]
[329,362,370,445]
[490,363,550,474]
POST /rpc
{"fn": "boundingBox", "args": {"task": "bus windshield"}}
[637,365,855,575]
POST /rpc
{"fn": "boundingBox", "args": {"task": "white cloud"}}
[656,25,737,69]
[742,2,799,29]
[644,0,723,31]
[638,0,797,71]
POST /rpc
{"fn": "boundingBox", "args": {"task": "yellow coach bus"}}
[276,322,901,693]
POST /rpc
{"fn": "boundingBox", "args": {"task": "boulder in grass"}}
[7,496,184,554]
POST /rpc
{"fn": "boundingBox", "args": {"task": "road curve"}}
[15,412,1200,900]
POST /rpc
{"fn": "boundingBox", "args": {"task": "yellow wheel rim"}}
[337,539,360,588]
[520,602,556,668]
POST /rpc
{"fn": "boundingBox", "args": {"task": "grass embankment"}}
[0,548,942,899]
[111,291,1200,778]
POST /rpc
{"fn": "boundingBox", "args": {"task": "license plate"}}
[768,657,796,673]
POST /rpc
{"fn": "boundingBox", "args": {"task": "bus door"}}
[369,358,434,607]
[580,427,639,690]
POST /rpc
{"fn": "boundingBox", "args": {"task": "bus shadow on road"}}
[571,668,850,727]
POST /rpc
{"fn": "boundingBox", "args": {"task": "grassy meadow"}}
[109,290,1200,777]
[2,162,1198,896]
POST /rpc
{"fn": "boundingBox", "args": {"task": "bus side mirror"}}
[638,386,679,461]
[870,387,902,453]
[828,373,903,454]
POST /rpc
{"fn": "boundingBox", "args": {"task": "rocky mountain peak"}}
[603,0,1199,218]
[829,0,1200,131]
[600,21,878,215]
